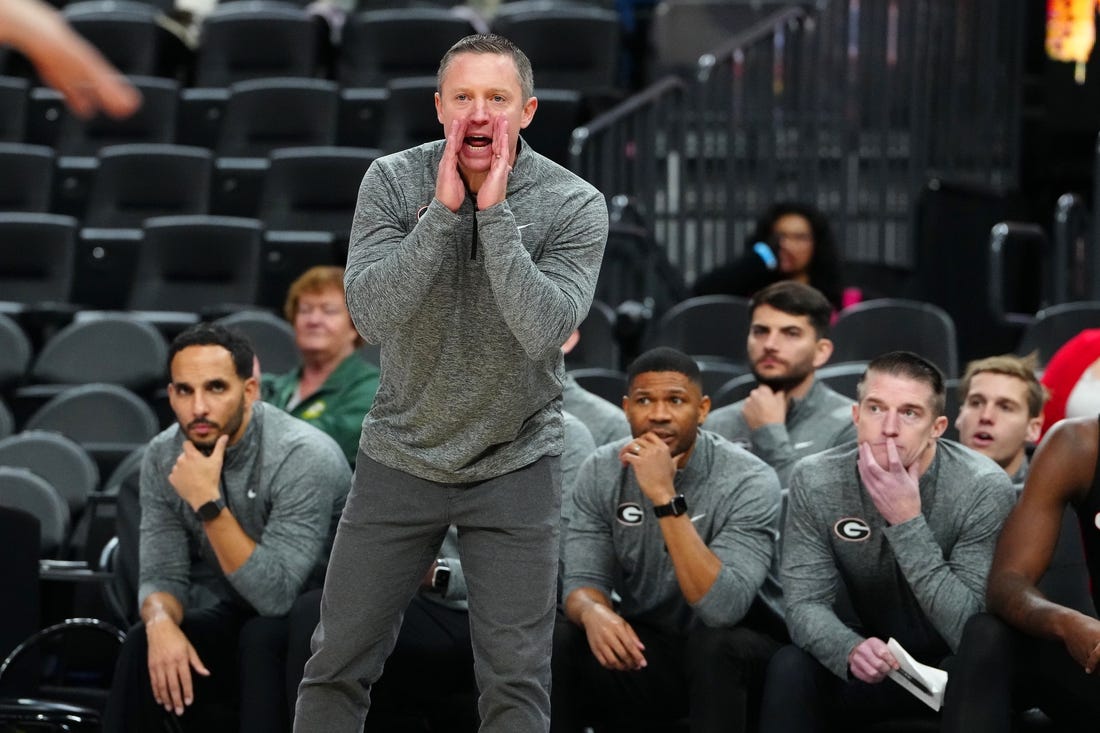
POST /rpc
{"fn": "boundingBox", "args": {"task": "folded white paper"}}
[886,637,948,711]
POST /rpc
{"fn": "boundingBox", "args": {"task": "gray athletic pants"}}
[294,452,561,733]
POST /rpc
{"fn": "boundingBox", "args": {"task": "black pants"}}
[287,588,477,731]
[102,602,255,733]
[550,612,782,733]
[758,644,942,732]
[942,612,1100,732]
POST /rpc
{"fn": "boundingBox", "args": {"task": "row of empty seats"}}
[0,212,341,311]
[2,75,586,160]
[0,310,301,397]
[1,142,374,233]
[1,1,622,94]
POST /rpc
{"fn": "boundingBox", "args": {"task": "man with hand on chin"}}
[295,34,607,733]
[552,347,784,733]
[707,281,854,485]
[103,324,350,733]
[759,351,1014,732]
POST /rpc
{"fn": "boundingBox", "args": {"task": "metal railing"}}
[570,0,1025,286]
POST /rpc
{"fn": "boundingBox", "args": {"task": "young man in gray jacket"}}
[103,324,351,733]
[553,347,784,733]
[706,281,855,486]
[294,34,608,733]
[759,351,1015,731]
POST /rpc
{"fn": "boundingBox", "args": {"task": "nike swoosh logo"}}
[690,513,706,523]
[794,441,815,450]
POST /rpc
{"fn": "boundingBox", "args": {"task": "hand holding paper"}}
[885,638,948,711]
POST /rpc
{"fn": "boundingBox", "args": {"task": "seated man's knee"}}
[764,643,820,691]
[238,614,289,655]
[959,612,1015,660]
[686,625,777,666]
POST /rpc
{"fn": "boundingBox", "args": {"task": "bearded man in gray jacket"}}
[103,324,351,733]
[553,347,784,733]
[706,281,854,486]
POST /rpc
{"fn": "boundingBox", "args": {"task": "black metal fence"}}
[570,0,1025,286]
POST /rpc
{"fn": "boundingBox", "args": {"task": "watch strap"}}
[653,494,688,518]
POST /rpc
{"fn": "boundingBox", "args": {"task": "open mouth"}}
[464,135,492,150]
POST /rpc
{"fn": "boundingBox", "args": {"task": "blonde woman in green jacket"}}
[262,266,379,465]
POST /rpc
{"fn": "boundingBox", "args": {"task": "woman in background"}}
[262,265,379,465]
[693,201,850,311]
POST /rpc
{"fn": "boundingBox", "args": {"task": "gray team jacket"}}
[782,439,1015,678]
[345,137,609,484]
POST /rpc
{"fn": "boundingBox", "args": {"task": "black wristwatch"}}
[653,494,688,518]
[195,497,226,522]
[431,559,451,595]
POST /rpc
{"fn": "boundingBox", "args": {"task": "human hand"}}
[847,637,897,684]
[146,615,210,716]
[1059,612,1100,673]
[169,435,227,511]
[742,385,787,430]
[858,439,921,525]
[435,117,468,212]
[2,0,140,119]
[620,432,677,506]
[476,115,511,211]
[579,604,647,671]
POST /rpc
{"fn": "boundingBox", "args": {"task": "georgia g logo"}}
[616,502,644,526]
[834,517,871,542]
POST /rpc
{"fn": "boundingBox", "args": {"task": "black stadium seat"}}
[84,144,213,228]
[129,215,264,312]
[0,142,54,212]
[24,383,160,479]
[63,1,163,77]
[0,212,79,307]
[490,2,620,94]
[830,298,959,378]
[0,467,70,558]
[258,146,379,241]
[649,295,751,364]
[0,76,28,142]
[194,1,324,86]
[216,310,300,374]
[0,431,100,521]
[50,76,179,157]
[338,8,478,87]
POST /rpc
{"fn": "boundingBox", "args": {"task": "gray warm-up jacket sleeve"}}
[562,454,618,601]
[882,471,1014,650]
[690,460,780,627]
[781,464,865,678]
[137,448,193,610]
[476,192,608,359]
[225,440,351,616]
[343,162,452,344]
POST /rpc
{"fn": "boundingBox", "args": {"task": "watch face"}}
[197,499,224,521]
